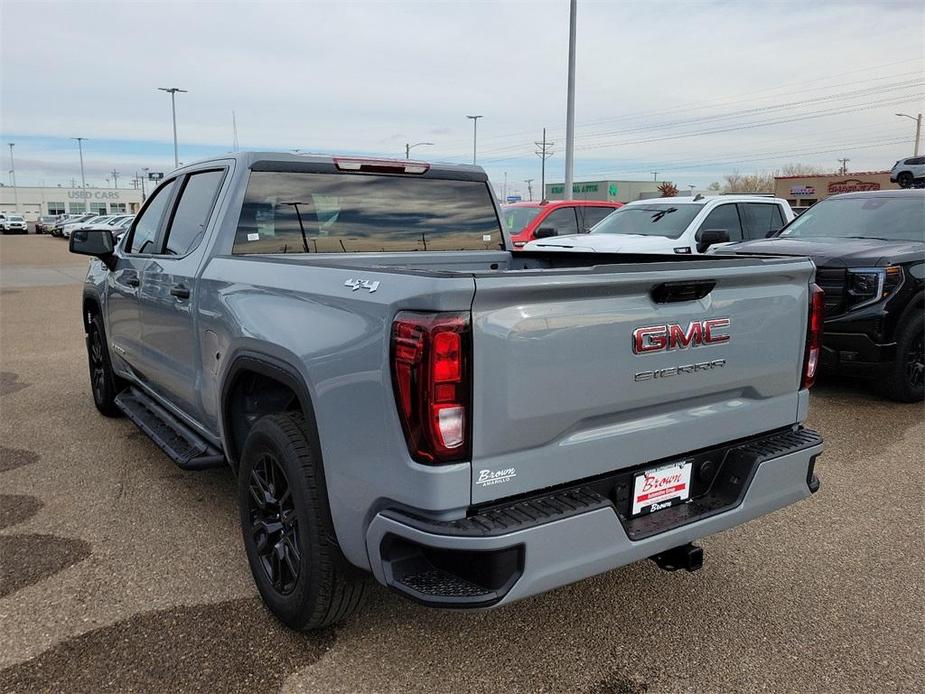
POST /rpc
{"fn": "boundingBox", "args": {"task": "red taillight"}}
[391,312,470,463]
[802,283,824,389]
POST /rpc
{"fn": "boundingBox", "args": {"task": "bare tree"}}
[723,163,827,194]
[778,163,825,177]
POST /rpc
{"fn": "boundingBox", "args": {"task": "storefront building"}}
[0,186,144,221]
[774,171,899,209]
[545,179,662,203]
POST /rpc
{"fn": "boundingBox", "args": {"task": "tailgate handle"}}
[651,280,715,303]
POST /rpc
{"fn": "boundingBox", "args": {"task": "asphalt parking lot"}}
[0,234,922,694]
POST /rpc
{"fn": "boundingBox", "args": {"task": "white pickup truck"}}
[524,195,795,255]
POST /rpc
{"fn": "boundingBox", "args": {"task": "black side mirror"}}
[70,229,115,268]
[534,226,558,239]
[695,228,730,253]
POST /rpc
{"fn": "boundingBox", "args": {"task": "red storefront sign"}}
[828,179,881,194]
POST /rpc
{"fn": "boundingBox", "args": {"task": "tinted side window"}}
[541,207,579,235]
[699,204,742,242]
[164,170,225,256]
[579,206,615,231]
[129,179,176,254]
[740,203,785,240]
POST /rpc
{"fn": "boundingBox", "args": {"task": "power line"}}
[434,58,924,156]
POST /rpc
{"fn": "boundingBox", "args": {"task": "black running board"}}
[114,388,225,470]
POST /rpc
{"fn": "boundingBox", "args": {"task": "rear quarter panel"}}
[196,256,476,569]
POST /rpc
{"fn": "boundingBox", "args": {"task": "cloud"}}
[1,0,922,190]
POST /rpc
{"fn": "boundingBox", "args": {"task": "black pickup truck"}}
[723,189,924,401]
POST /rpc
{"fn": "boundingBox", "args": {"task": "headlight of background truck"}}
[846,266,904,310]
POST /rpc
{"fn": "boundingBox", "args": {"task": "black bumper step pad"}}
[114,388,225,471]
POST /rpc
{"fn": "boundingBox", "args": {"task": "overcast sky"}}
[1,0,923,196]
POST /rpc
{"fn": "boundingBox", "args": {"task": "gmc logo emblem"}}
[633,318,730,354]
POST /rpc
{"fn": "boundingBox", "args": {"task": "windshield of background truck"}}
[779,196,925,243]
[501,206,544,235]
[590,203,701,239]
[233,171,503,254]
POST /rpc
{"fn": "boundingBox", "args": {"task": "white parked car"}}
[62,215,117,239]
[0,214,28,234]
[890,156,925,188]
[523,195,795,255]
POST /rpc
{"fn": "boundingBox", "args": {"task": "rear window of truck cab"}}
[233,171,503,254]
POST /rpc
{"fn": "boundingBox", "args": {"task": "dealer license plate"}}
[631,461,693,516]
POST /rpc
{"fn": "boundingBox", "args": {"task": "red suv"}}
[502,200,623,247]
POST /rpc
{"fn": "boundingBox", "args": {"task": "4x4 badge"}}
[344,279,380,293]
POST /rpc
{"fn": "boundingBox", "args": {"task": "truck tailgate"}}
[469,258,814,504]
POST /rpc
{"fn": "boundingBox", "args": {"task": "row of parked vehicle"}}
[39,213,135,239]
[503,190,923,402]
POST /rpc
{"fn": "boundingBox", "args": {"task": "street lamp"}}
[158,87,188,168]
[466,115,483,165]
[71,137,88,212]
[7,143,18,213]
[405,141,434,159]
[896,113,922,157]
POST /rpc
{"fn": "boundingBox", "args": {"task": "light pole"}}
[896,113,922,156]
[7,143,18,213]
[405,141,434,159]
[158,87,187,168]
[466,115,482,165]
[650,171,659,182]
[72,137,88,212]
[563,0,577,201]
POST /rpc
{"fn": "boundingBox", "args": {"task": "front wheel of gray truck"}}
[237,412,369,630]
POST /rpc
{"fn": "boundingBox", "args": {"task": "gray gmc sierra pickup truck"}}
[70,152,824,631]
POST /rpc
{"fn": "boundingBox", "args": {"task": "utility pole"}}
[534,128,555,201]
[524,178,534,201]
[837,158,850,175]
[650,171,659,182]
[141,167,149,202]
[110,169,120,188]
[563,0,577,201]
[232,110,239,152]
[466,115,483,165]
[896,112,922,156]
[405,141,434,159]
[503,171,508,201]
[72,137,88,212]
[7,143,18,213]
[158,87,187,168]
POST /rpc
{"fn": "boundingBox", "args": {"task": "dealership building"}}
[774,171,899,209]
[545,179,662,203]
[0,186,144,221]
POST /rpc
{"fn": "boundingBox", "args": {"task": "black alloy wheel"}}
[897,171,913,188]
[248,451,301,595]
[86,314,122,416]
[88,324,107,404]
[906,331,924,390]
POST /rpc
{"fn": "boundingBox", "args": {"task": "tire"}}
[238,412,368,630]
[86,312,124,416]
[897,171,914,188]
[883,313,924,402]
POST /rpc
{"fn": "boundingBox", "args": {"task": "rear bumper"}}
[366,427,822,608]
